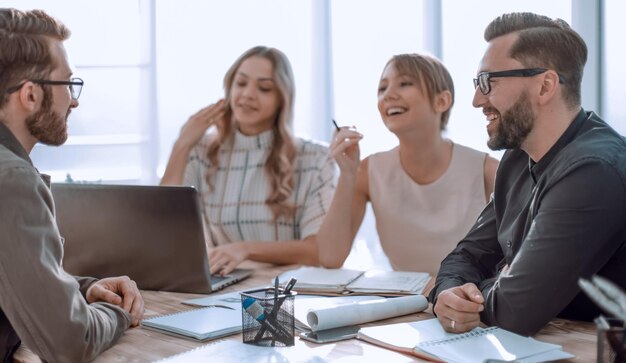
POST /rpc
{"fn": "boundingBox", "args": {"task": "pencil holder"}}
[595,316,626,363]
[240,287,297,347]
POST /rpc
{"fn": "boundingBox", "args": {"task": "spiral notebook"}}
[357,319,574,363]
[142,306,241,341]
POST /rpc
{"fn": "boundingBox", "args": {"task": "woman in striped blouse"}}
[161,46,336,275]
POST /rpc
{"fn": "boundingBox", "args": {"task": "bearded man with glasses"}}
[429,12,626,336]
[0,8,144,362]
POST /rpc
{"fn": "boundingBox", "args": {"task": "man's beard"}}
[487,91,535,150]
[26,88,69,146]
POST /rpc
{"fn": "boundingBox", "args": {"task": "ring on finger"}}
[450,319,456,330]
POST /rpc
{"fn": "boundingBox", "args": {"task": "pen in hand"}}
[332,119,341,132]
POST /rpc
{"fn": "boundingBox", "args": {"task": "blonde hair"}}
[205,46,297,220]
[384,54,455,130]
[0,8,70,108]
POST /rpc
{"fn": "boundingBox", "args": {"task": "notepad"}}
[357,319,574,363]
[278,267,430,295]
[142,306,241,341]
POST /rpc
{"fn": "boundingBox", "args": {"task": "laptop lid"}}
[51,183,251,294]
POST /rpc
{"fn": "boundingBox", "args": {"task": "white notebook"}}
[416,326,569,363]
[142,306,241,341]
[357,319,574,363]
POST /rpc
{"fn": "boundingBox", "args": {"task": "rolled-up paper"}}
[306,295,428,331]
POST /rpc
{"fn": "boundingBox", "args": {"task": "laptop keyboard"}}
[210,274,230,284]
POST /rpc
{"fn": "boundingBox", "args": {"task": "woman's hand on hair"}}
[176,99,226,150]
[330,127,362,175]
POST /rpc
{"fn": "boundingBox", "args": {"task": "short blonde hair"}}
[384,54,455,130]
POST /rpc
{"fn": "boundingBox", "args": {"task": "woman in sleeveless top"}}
[161,46,336,275]
[317,54,499,276]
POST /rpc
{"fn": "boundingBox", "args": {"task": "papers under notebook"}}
[142,306,241,341]
[357,318,574,363]
[278,267,430,295]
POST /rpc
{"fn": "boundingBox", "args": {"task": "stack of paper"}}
[278,267,430,295]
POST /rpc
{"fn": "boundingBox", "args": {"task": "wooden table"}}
[15,264,598,362]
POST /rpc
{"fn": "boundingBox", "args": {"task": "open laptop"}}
[51,183,252,294]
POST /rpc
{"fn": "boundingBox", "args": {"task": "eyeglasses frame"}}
[5,78,84,100]
[473,68,566,95]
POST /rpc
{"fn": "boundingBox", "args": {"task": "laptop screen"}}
[52,183,216,293]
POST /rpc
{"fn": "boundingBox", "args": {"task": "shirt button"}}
[506,240,512,248]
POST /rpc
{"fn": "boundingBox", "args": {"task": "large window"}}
[6,0,623,194]
[8,0,151,183]
[331,0,424,157]
[604,0,626,135]
[9,1,621,185]
[155,0,313,177]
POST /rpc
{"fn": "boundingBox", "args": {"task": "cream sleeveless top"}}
[368,142,488,275]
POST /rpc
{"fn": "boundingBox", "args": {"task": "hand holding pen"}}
[331,119,362,174]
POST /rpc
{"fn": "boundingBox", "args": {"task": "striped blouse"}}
[184,128,337,246]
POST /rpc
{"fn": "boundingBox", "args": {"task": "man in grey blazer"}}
[0,8,144,362]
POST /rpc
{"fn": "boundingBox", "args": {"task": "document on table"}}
[278,267,431,295]
[304,295,428,331]
[357,318,575,363]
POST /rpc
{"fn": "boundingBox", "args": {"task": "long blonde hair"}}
[205,46,297,220]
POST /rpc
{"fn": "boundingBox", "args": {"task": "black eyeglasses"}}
[473,68,566,95]
[5,78,84,100]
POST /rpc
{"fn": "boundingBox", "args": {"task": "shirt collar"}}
[529,108,588,181]
[0,122,51,187]
[0,122,33,166]
[232,128,274,149]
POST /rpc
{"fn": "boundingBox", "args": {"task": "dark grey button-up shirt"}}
[0,122,131,362]
[429,109,626,336]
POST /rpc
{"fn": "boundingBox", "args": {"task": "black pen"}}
[269,277,297,318]
[274,276,279,309]
[332,119,341,132]
[282,277,298,296]
[272,276,279,346]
